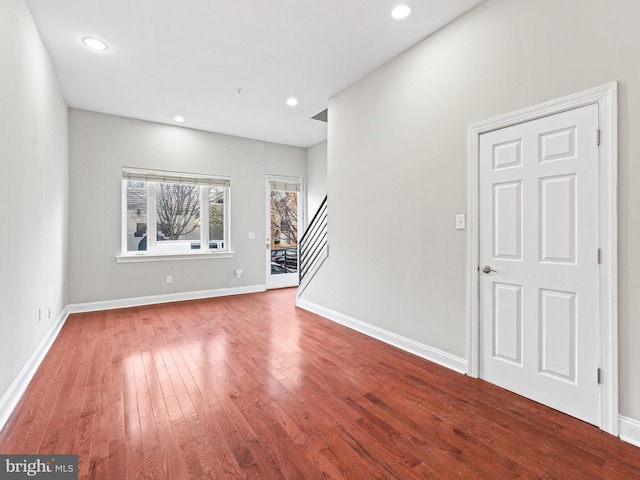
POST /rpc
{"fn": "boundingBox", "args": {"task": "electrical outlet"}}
[166,275,173,284]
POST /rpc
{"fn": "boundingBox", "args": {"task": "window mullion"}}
[148,182,157,252]
[201,186,210,250]
[224,187,230,250]
[121,180,128,253]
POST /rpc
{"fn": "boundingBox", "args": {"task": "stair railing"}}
[299,195,328,283]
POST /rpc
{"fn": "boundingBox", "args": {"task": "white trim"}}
[266,174,304,290]
[0,284,259,431]
[121,179,128,254]
[224,186,232,254]
[116,250,235,263]
[466,82,618,435]
[296,298,467,374]
[619,416,640,448]
[3,287,636,449]
[122,173,232,257]
[0,308,70,431]
[67,285,266,314]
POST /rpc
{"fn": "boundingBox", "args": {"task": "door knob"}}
[482,265,497,274]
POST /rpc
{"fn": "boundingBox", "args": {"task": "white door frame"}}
[266,175,305,289]
[466,82,618,435]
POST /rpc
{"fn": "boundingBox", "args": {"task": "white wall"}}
[0,0,69,401]
[306,140,328,218]
[301,0,640,422]
[68,110,306,304]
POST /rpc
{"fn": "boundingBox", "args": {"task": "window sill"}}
[116,250,235,263]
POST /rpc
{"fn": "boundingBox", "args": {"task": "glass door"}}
[266,176,303,289]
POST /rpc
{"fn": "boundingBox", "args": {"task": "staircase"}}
[297,195,328,295]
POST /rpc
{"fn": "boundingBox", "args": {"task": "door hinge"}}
[597,248,601,264]
[597,368,603,384]
[596,129,601,146]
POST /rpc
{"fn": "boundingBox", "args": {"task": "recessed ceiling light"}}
[173,116,185,123]
[286,98,298,107]
[391,5,411,20]
[81,37,108,51]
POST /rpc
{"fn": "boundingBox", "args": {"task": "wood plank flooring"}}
[1,288,638,479]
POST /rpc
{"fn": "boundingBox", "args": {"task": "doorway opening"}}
[266,176,304,289]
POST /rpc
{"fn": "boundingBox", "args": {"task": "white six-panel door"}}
[478,104,600,425]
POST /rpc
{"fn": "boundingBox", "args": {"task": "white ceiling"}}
[26,0,484,148]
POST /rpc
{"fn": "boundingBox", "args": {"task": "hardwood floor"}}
[1,289,638,479]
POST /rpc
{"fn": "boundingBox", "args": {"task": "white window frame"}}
[117,167,233,263]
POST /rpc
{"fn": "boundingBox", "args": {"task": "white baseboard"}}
[619,415,640,448]
[0,307,70,432]
[295,299,640,450]
[6,290,639,451]
[0,284,265,432]
[296,298,468,374]
[67,284,266,314]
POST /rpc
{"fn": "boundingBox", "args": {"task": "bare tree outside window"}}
[123,170,230,254]
[270,190,298,249]
[156,183,200,240]
[269,187,300,275]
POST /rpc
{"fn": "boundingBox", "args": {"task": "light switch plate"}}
[456,214,466,230]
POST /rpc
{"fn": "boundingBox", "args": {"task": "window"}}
[121,168,230,257]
